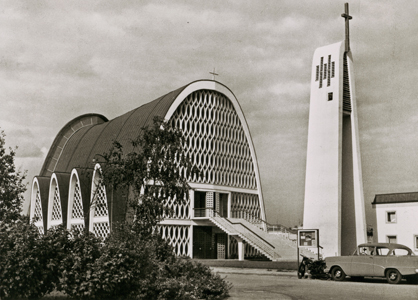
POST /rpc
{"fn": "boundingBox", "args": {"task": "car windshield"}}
[358,246,374,255]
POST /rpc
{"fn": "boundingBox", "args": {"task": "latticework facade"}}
[34,189,44,235]
[91,178,110,239]
[69,181,85,232]
[50,185,62,228]
[30,80,266,260]
[170,90,257,189]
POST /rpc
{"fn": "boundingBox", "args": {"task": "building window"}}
[315,66,319,81]
[386,211,396,223]
[387,235,397,244]
[414,235,418,250]
[328,92,333,101]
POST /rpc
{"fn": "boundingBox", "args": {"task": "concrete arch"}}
[67,169,85,231]
[47,174,63,229]
[165,80,266,222]
[89,163,110,238]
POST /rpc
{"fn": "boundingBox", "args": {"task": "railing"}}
[193,208,226,218]
[193,208,291,234]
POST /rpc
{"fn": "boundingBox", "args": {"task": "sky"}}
[1,0,418,230]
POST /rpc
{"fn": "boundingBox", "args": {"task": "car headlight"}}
[415,269,418,273]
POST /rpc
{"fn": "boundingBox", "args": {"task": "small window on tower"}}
[332,62,335,77]
[328,92,333,101]
[324,64,327,79]
[315,66,319,81]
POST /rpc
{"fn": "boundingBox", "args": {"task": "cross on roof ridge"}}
[209,68,219,81]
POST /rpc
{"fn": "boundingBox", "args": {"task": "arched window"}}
[30,178,44,235]
[67,170,84,232]
[89,164,110,239]
[47,175,63,229]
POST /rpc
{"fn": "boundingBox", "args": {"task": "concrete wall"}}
[303,42,366,258]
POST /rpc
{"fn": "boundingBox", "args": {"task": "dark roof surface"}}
[47,84,187,174]
[372,192,418,205]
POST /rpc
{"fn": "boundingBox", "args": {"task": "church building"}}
[29,79,285,260]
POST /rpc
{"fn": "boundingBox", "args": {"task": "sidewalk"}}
[210,267,298,277]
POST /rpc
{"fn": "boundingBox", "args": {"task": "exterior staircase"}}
[209,216,317,261]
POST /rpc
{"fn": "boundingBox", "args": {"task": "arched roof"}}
[45,84,187,174]
[45,80,243,175]
[38,80,265,220]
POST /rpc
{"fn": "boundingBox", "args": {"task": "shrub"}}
[57,230,103,299]
[0,218,66,299]
[154,258,232,300]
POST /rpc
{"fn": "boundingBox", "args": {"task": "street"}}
[220,273,418,300]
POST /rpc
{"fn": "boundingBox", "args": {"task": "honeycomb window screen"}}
[170,90,257,189]
[159,225,191,256]
[230,192,261,222]
[72,182,84,219]
[162,194,190,219]
[93,222,110,239]
[69,181,85,231]
[52,186,62,221]
[93,181,108,218]
[34,189,43,223]
[91,179,110,239]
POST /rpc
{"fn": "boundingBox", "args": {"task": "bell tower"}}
[303,3,367,257]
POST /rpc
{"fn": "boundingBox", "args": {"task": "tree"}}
[101,116,198,235]
[0,129,27,223]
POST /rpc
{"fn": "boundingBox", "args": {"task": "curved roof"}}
[36,79,266,222]
[45,84,187,174]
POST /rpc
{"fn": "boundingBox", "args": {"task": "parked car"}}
[325,243,418,284]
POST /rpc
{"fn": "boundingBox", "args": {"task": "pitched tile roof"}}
[372,192,418,205]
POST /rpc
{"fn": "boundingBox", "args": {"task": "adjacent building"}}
[373,193,418,255]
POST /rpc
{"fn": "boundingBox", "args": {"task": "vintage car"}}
[325,243,418,284]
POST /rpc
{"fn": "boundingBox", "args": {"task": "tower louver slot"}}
[343,53,352,113]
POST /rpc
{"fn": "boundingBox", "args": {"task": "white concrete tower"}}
[303,3,367,257]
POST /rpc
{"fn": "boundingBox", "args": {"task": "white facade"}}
[303,41,367,257]
[374,200,418,255]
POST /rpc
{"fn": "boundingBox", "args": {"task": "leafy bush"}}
[0,219,69,299]
[57,230,103,299]
[154,258,232,300]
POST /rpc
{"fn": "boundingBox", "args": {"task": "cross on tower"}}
[341,2,353,52]
[209,68,219,81]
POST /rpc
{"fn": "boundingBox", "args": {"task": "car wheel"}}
[298,264,305,279]
[386,269,402,284]
[331,266,346,281]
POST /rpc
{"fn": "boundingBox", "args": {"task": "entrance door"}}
[216,233,228,259]
[214,193,228,217]
[194,191,206,217]
[218,193,228,217]
[193,226,213,259]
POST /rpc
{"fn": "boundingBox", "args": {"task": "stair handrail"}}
[231,209,291,233]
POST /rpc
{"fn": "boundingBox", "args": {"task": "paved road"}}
[217,272,418,300]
